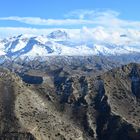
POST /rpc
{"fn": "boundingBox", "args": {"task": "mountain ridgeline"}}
[0,30,140,62]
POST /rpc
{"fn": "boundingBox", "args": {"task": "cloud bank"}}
[0,9,140,28]
[0,9,140,37]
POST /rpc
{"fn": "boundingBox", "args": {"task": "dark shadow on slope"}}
[0,132,36,140]
[129,64,140,99]
[19,74,43,84]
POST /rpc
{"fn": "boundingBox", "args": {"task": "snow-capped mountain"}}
[0,28,140,61]
[47,30,69,40]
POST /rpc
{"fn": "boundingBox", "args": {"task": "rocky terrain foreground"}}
[0,63,140,140]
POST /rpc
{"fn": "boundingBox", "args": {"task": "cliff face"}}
[1,63,140,140]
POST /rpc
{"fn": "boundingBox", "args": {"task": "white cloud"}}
[1,10,140,38]
[0,27,80,38]
[0,10,140,29]
[0,27,51,38]
[65,9,140,29]
[65,9,119,19]
[0,16,96,26]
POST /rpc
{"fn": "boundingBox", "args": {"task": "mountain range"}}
[0,28,140,62]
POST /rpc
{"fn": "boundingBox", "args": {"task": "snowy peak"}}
[47,30,69,40]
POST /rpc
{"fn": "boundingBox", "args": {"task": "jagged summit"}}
[47,30,69,40]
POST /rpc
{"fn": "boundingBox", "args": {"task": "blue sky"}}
[0,0,140,37]
[0,0,140,20]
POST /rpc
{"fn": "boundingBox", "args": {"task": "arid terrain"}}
[0,59,140,140]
